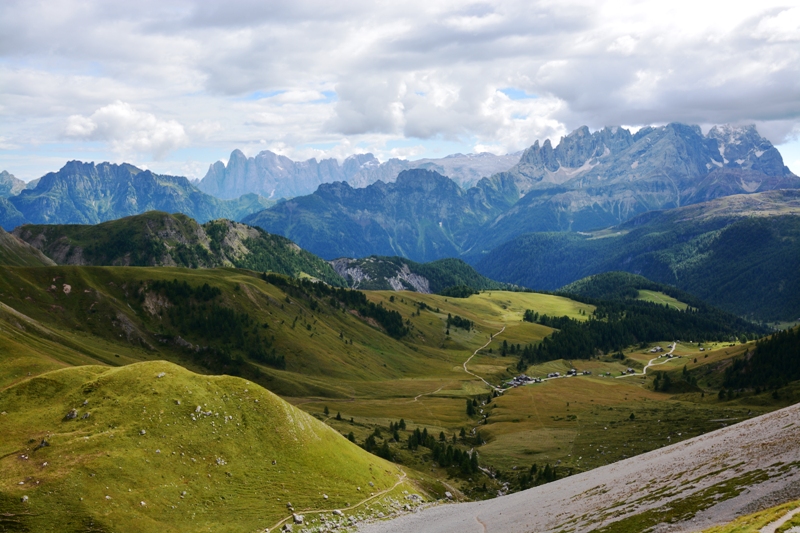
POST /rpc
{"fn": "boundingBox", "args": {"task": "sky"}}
[0,0,799,181]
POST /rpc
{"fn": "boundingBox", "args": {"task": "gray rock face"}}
[471,123,800,252]
[197,150,521,200]
[0,171,26,198]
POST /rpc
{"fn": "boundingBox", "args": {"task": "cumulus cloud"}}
[0,0,799,179]
[65,101,189,160]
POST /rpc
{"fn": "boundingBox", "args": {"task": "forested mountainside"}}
[475,190,800,322]
[330,255,508,293]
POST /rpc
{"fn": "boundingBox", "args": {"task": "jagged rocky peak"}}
[515,122,790,177]
[0,170,27,198]
[518,125,634,172]
[706,124,789,176]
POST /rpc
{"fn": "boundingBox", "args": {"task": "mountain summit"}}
[244,123,799,262]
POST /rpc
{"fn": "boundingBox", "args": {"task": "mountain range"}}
[244,123,800,262]
[0,161,274,230]
[197,149,522,200]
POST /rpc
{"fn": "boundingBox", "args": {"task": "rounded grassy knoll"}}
[0,361,425,532]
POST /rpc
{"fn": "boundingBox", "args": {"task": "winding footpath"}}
[267,469,408,532]
[462,327,506,391]
[617,341,677,378]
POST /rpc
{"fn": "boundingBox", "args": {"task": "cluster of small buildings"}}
[506,374,539,387]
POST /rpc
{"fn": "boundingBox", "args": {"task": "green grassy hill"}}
[0,264,795,509]
[559,271,702,309]
[0,361,423,533]
[13,211,344,286]
[0,227,55,267]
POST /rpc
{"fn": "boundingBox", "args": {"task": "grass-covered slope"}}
[474,190,800,322]
[0,361,417,533]
[0,227,55,267]
[330,255,509,293]
[559,271,703,309]
[13,211,344,286]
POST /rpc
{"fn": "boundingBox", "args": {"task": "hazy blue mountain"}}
[0,197,28,230]
[0,170,27,198]
[243,169,514,262]
[197,149,521,199]
[241,123,799,263]
[6,161,271,228]
[469,123,800,254]
[474,190,800,322]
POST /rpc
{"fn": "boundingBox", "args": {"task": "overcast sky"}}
[1,0,799,181]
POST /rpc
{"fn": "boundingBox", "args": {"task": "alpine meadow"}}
[1,2,800,532]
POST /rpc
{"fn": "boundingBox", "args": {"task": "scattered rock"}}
[81,412,90,419]
[292,513,304,524]
[21,495,28,503]
[333,510,344,516]
[323,494,328,500]
[139,429,146,435]
[140,501,146,506]
[63,284,71,294]
[281,524,292,532]
[195,406,202,413]
[105,495,111,500]
[368,481,374,487]
[82,400,89,406]
[157,372,166,378]
[180,491,186,498]
[175,400,181,405]
[272,459,277,465]
[65,408,78,420]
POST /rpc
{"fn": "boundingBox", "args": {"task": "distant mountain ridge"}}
[0,170,28,198]
[243,168,515,261]
[198,149,521,200]
[0,161,274,230]
[245,123,800,263]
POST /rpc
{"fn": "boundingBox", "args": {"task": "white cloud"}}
[0,0,798,179]
[65,101,189,160]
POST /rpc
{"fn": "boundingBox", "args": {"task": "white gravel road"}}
[359,403,800,533]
